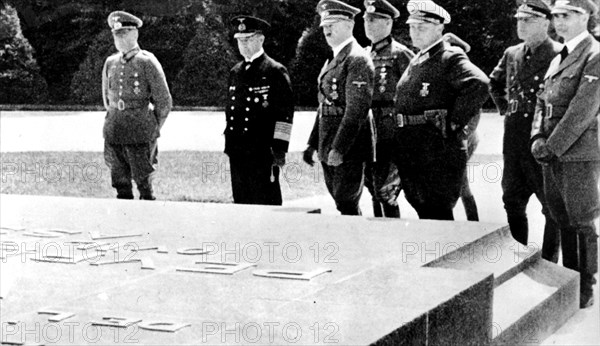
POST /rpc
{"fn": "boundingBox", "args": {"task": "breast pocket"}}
[559,73,579,91]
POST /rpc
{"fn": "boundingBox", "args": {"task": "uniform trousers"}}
[542,160,600,299]
[104,140,157,200]
[365,140,401,218]
[502,148,559,259]
[322,160,365,216]
[393,127,467,221]
[228,151,282,206]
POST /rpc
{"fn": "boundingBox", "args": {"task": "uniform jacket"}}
[308,39,376,162]
[367,36,414,141]
[394,40,489,149]
[489,38,561,154]
[224,53,294,156]
[102,47,172,144]
[531,35,600,161]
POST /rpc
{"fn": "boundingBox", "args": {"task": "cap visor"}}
[111,27,136,33]
[234,32,256,39]
[515,12,537,18]
[364,12,392,19]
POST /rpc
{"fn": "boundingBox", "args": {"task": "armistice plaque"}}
[0,194,579,345]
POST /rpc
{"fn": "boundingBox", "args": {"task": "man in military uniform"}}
[225,16,294,205]
[304,0,375,216]
[489,0,561,257]
[362,0,414,218]
[102,11,172,200]
[392,0,489,220]
[531,0,600,308]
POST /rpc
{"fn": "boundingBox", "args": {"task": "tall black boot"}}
[372,200,383,217]
[382,203,400,218]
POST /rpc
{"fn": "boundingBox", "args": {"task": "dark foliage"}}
[0,4,48,104]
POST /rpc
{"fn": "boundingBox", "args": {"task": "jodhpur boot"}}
[372,200,383,217]
[116,188,134,200]
[382,203,400,218]
[578,230,598,309]
[138,184,156,201]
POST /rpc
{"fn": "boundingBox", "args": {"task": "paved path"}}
[0,110,504,154]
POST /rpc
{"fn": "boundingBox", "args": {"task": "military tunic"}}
[225,53,294,206]
[531,34,600,301]
[489,38,561,250]
[308,39,375,215]
[102,47,172,199]
[365,36,414,217]
[393,40,489,220]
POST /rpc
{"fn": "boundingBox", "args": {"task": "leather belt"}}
[321,105,344,116]
[109,99,148,111]
[394,113,429,127]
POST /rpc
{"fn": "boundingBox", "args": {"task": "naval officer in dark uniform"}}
[392,0,489,220]
[225,16,294,205]
[531,0,600,308]
[489,0,561,256]
[304,0,376,215]
[363,0,414,218]
[102,11,172,200]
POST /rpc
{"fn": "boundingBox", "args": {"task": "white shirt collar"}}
[564,30,590,54]
[332,37,355,58]
[246,48,265,63]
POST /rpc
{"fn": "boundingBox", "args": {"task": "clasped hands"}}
[531,138,556,165]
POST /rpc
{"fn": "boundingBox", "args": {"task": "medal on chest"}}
[330,78,339,100]
[420,83,430,97]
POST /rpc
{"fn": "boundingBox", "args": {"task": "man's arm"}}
[489,50,510,116]
[545,53,600,157]
[146,54,172,130]
[447,50,490,129]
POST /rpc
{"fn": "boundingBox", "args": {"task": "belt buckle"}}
[546,103,553,118]
[510,99,518,114]
[117,99,125,111]
[396,113,404,127]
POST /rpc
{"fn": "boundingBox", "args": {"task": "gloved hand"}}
[531,138,556,165]
[272,149,286,167]
[303,146,316,166]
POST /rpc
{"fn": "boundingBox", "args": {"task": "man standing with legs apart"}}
[392,0,489,220]
[303,0,376,216]
[225,16,294,206]
[489,0,561,258]
[102,11,172,200]
[531,0,600,308]
[363,0,414,218]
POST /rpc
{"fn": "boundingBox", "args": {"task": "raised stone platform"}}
[0,194,578,345]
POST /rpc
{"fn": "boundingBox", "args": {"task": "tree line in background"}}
[1,0,599,107]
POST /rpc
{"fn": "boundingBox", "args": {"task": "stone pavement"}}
[0,110,598,344]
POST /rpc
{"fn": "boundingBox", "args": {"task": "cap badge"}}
[238,23,246,31]
[367,5,376,12]
[114,22,122,29]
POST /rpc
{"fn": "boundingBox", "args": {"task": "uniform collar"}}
[245,48,265,63]
[419,38,444,56]
[333,37,355,57]
[120,45,140,63]
[563,30,589,54]
[371,36,392,54]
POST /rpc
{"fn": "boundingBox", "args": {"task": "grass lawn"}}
[1,151,328,202]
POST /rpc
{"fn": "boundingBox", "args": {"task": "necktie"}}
[559,46,568,63]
